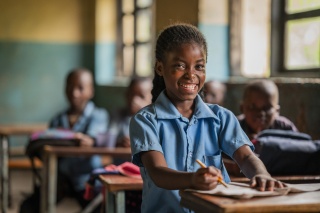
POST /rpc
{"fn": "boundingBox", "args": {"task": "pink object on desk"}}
[30,128,76,140]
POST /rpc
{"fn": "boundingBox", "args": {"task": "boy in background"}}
[50,68,109,209]
[237,79,297,141]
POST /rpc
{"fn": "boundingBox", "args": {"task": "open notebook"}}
[186,182,320,199]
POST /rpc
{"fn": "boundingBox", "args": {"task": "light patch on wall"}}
[199,0,228,25]
[0,0,96,43]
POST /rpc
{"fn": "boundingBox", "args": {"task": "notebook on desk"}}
[185,182,320,199]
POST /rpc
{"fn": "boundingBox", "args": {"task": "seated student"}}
[130,23,283,213]
[49,68,109,209]
[201,80,226,106]
[113,76,153,148]
[237,79,298,141]
[20,68,109,213]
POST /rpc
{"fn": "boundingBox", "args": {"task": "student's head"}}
[126,76,153,115]
[202,80,226,105]
[151,23,208,103]
[65,68,94,112]
[240,79,280,133]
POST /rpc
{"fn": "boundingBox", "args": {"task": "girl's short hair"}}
[151,23,208,103]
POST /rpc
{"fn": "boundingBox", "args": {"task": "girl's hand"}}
[191,166,222,190]
[250,174,285,191]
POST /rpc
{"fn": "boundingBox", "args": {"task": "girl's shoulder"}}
[205,103,237,119]
[134,103,157,118]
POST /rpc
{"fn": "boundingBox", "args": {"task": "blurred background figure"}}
[237,79,297,141]
[112,76,153,148]
[201,80,226,106]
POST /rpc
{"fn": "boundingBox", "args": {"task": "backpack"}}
[19,129,79,213]
[255,129,320,175]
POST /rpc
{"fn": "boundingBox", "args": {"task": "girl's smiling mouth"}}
[179,82,198,91]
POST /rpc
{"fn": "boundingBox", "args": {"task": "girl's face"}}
[156,43,206,105]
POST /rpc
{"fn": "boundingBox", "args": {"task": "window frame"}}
[270,0,320,77]
[116,0,154,80]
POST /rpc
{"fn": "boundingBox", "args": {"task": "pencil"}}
[196,159,228,188]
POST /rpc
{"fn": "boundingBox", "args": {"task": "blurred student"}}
[237,79,298,141]
[112,76,153,148]
[20,68,109,213]
[50,68,109,208]
[201,80,226,106]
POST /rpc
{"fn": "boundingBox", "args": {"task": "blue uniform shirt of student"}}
[50,101,109,192]
[130,91,253,213]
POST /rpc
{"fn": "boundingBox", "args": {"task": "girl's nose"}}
[185,69,196,79]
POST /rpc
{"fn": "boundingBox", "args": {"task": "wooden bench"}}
[8,157,42,169]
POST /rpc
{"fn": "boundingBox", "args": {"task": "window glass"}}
[136,9,151,42]
[137,0,153,8]
[123,15,134,45]
[136,44,152,76]
[286,0,320,14]
[123,46,134,76]
[122,0,134,13]
[285,17,320,69]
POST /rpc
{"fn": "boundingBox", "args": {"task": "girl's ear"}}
[155,60,164,76]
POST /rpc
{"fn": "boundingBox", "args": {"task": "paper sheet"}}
[185,182,320,199]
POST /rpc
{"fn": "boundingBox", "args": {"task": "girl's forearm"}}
[147,166,194,190]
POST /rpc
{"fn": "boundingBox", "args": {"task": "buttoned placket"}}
[186,115,198,171]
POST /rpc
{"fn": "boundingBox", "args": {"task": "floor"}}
[7,169,81,213]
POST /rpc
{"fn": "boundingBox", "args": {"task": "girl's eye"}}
[175,64,185,69]
[196,64,205,71]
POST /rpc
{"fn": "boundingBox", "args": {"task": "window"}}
[229,0,271,78]
[271,0,320,77]
[117,0,154,81]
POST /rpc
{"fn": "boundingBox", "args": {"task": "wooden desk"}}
[40,146,132,213]
[0,123,47,213]
[231,175,320,184]
[98,174,143,213]
[179,185,320,212]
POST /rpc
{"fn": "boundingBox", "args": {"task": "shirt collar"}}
[154,91,218,120]
[83,101,95,118]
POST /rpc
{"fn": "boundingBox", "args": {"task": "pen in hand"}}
[196,159,228,188]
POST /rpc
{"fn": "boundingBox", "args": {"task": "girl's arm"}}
[233,145,284,191]
[141,150,221,190]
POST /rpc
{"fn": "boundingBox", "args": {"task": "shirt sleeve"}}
[217,108,254,158]
[86,108,109,140]
[130,109,163,167]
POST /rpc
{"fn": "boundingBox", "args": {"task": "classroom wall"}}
[0,0,117,125]
[199,0,229,81]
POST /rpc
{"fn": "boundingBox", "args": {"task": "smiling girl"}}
[130,23,283,213]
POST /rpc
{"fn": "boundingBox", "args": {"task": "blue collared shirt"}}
[130,92,253,213]
[50,101,109,191]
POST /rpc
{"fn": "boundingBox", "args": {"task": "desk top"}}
[180,188,320,212]
[231,175,320,184]
[0,123,47,135]
[99,174,143,192]
[43,146,132,158]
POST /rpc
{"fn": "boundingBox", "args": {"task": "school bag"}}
[255,129,320,175]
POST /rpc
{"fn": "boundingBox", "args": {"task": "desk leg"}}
[41,153,57,213]
[0,135,9,213]
[104,188,114,213]
[115,191,125,213]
